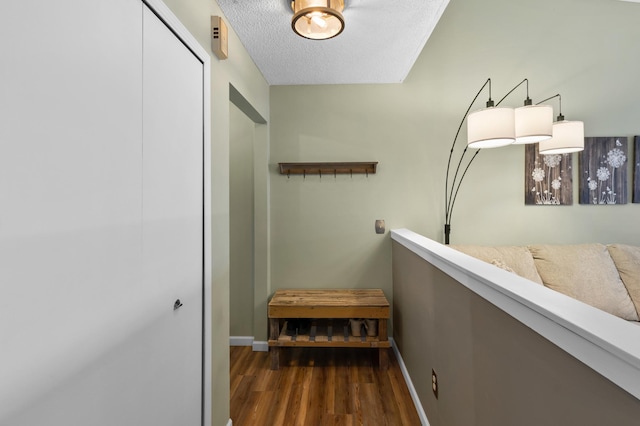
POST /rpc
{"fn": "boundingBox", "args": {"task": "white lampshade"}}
[514,104,553,144]
[538,120,584,154]
[291,0,344,40]
[467,107,515,148]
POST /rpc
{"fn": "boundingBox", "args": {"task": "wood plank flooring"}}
[230,346,421,425]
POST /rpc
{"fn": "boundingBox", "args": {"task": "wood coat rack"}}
[278,162,378,178]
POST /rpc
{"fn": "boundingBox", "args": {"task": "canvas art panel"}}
[634,136,640,203]
[524,144,573,205]
[579,137,628,205]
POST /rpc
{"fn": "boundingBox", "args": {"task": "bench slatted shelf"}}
[268,289,390,370]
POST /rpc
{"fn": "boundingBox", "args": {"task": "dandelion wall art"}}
[634,136,640,203]
[579,137,628,205]
[525,144,573,205]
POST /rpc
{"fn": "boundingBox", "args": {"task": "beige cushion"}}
[452,245,543,285]
[607,244,640,317]
[491,258,515,273]
[529,244,639,321]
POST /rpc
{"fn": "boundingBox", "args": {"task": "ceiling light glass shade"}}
[467,107,516,149]
[291,0,345,40]
[538,120,584,154]
[514,104,553,144]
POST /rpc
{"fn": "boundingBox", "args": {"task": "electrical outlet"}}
[432,369,438,399]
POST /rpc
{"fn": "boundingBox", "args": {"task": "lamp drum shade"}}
[467,107,515,149]
[539,120,584,154]
[514,104,553,144]
[292,0,344,40]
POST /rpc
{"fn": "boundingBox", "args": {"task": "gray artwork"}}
[579,137,628,205]
[525,144,573,205]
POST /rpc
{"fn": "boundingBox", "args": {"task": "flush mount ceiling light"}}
[291,0,345,40]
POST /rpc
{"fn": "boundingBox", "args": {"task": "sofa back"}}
[451,245,544,285]
[453,243,640,322]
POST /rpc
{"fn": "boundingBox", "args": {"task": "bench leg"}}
[269,318,281,370]
[376,318,389,370]
[270,347,280,370]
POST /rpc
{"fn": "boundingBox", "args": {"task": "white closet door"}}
[141,5,204,426]
[0,1,204,425]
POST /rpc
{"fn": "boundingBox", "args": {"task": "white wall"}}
[0,0,207,424]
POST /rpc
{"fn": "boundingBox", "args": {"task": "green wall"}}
[269,0,640,315]
[230,102,255,336]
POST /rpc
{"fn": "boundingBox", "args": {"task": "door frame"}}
[142,1,212,424]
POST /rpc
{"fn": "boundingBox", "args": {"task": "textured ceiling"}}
[216,0,450,85]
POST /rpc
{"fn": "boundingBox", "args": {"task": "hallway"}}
[230,346,421,425]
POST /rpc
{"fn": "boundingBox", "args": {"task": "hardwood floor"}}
[230,346,421,426]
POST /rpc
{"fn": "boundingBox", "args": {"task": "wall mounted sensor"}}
[211,16,228,60]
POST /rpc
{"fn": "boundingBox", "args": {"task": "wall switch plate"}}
[211,16,228,60]
[375,219,385,234]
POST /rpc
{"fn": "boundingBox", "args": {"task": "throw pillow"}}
[491,258,515,273]
[452,245,543,285]
[607,244,640,318]
[528,244,639,321]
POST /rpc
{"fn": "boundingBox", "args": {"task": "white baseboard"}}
[229,336,268,352]
[229,336,253,346]
[252,340,268,352]
[390,338,430,426]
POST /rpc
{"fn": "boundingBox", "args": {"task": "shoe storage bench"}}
[267,289,390,370]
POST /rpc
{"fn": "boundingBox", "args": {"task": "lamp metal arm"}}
[445,78,491,224]
[447,149,480,228]
[536,93,564,120]
[496,78,530,106]
[536,93,560,105]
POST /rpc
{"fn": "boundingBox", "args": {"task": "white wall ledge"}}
[391,228,640,400]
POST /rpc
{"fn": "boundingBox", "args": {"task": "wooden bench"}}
[267,289,391,370]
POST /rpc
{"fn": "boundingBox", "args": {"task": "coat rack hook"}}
[319,169,322,179]
[334,169,337,178]
[366,170,369,178]
[287,170,290,179]
[350,169,353,178]
[303,169,306,179]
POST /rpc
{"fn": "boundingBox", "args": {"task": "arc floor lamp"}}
[444,78,584,244]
